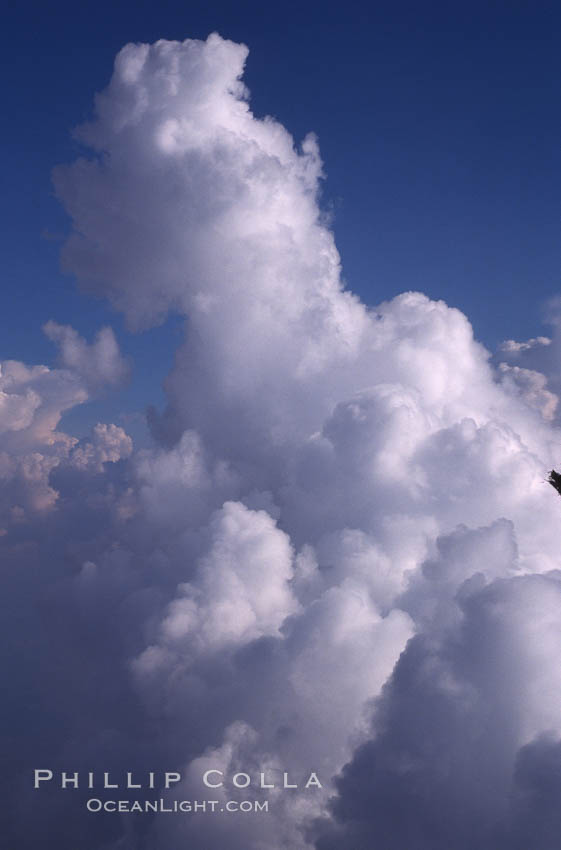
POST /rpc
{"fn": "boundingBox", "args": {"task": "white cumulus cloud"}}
[4,33,561,850]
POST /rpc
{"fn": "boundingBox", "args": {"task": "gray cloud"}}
[43,321,130,392]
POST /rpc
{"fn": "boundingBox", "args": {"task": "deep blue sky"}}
[3,0,560,437]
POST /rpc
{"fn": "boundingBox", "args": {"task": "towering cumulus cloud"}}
[4,33,561,849]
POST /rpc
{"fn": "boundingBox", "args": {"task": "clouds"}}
[496,296,561,423]
[497,362,558,420]
[5,32,561,850]
[315,565,561,850]
[53,34,329,335]
[70,423,132,471]
[43,321,130,391]
[52,34,370,470]
[0,324,130,526]
[136,501,298,662]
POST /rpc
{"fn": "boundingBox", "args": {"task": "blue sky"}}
[3,0,560,437]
